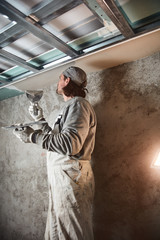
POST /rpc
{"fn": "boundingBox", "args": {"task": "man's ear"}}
[65,77,71,85]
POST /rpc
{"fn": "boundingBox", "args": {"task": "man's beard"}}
[56,88,59,94]
[56,87,63,95]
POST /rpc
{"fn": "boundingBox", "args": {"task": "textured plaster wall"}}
[0,52,160,240]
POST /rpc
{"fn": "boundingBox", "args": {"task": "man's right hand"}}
[29,104,44,121]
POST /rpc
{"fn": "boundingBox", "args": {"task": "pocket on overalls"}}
[62,162,82,185]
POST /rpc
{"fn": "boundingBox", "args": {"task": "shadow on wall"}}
[90,53,160,240]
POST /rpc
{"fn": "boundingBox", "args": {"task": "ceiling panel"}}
[0,13,11,30]
[0,55,15,72]
[0,86,23,101]
[3,33,53,60]
[46,4,93,32]
[45,16,103,43]
[1,66,29,79]
[115,0,160,28]
[6,0,43,15]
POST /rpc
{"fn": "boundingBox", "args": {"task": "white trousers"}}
[44,161,95,240]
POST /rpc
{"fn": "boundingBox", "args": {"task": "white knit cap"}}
[63,66,87,87]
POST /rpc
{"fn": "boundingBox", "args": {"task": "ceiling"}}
[0,0,160,101]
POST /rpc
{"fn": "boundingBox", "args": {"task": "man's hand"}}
[13,126,34,143]
[29,104,44,121]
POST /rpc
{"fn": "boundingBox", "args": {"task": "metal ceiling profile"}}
[0,0,80,57]
[0,0,159,100]
[96,0,134,37]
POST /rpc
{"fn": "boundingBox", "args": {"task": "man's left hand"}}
[13,126,34,143]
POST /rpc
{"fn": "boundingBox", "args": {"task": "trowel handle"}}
[29,103,43,121]
[32,103,39,116]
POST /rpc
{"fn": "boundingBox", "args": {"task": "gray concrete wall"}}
[0,52,160,240]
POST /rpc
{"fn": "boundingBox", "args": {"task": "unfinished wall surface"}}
[0,52,160,240]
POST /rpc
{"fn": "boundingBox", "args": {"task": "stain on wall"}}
[0,52,160,240]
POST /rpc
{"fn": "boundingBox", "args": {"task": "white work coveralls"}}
[36,96,97,240]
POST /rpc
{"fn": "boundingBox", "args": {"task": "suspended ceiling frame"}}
[0,0,159,89]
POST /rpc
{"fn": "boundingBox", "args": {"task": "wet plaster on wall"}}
[0,52,160,240]
[87,51,160,240]
[0,80,64,240]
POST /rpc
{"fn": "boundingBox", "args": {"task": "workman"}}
[13,66,97,240]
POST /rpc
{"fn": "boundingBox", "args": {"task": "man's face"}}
[56,74,68,95]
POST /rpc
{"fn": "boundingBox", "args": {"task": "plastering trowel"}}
[1,90,46,130]
[26,90,43,115]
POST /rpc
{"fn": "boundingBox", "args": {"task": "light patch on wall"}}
[151,152,160,169]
